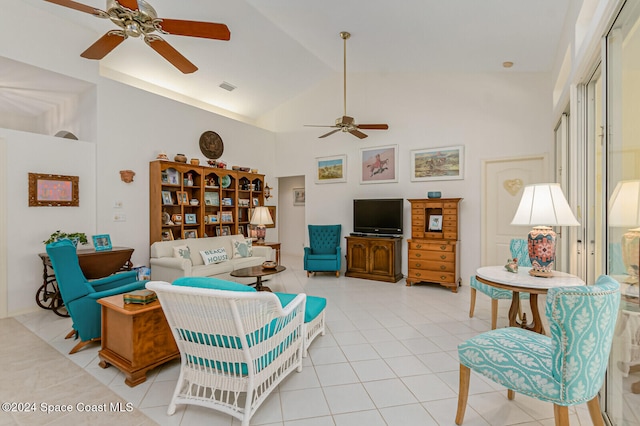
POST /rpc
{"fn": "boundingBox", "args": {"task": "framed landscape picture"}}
[411,145,464,181]
[315,155,347,184]
[360,145,398,184]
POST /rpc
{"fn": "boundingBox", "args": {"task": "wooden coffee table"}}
[97,294,179,387]
[230,265,286,292]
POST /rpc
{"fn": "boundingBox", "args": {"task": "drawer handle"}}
[440,245,447,250]
[441,276,446,280]
[416,273,421,277]
[440,265,446,270]
[415,263,421,267]
[440,255,446,260]
[416,244,422,249]
[415,253,421,257]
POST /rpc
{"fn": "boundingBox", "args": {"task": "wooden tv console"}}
[345,235,403,283]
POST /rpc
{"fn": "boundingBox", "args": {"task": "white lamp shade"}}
[511,183,579,226]
[609,180,640,227]
[250,206,273,226]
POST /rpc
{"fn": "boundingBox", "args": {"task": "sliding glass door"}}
[604,1,640,424]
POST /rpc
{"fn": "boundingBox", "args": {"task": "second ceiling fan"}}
[305,32,388,139]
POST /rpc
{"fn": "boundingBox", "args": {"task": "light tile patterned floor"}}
[13,254,611,425]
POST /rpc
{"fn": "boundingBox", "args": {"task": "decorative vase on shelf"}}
[174,153,187,163]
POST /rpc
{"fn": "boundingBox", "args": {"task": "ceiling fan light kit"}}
[304,31,388,139]
[45,0,231,73]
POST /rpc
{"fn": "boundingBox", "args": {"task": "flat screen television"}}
[353,198,403,236]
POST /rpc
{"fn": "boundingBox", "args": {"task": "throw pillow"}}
[200,248,228,265]
[173,245,191,260]
[233,239,253,258]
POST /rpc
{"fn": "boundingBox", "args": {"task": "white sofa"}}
[150,235,273,283]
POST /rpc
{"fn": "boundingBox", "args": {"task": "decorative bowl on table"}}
[262,261,277,269]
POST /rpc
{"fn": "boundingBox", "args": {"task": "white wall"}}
[265,71,554,283]
[3,130,97,314]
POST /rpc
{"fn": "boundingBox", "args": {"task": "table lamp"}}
[511,183,579,277]
[250,206,273,243]
[608,180,640,285]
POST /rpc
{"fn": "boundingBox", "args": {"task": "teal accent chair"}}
[456,275,620,426]
[46,239,147,354]
[304,224,342,277]
[469,238,531,329]
[149,277,327,425]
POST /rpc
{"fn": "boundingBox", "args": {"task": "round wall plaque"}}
[199,131,224,159]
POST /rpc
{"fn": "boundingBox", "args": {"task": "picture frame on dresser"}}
[428,214,443,231]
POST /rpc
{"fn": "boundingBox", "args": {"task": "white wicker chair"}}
[147,281,306,426]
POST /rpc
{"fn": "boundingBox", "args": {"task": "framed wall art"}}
[410,145,464,181]
[266,206,276,228]
[293,188,305,206]
[28,173,79,207]
[315,155,347,184]
[360,145,398,184]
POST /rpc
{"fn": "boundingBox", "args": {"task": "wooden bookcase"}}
[406,198,462,292]
[149,160,264,245]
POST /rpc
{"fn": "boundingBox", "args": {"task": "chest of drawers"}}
[407,198,461,292]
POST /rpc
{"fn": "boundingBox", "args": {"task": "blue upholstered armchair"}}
[46,239,147,354]
[469,238,531,329]
[456,275,620,426]
[304,225,342,277]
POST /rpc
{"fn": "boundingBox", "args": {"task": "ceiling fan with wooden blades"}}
[44,0,231,74]
[305,31,388,139]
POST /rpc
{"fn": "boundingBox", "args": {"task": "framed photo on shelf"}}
[252,198,259,206]
[410,145,464,181]
[161,171,169,184]
[184,213,197,224]
[161,190,173,205]
[238,225,246,236]
[161,229,174,241]
[315,155,347,184]
[428,214,443,231]
[221,211,233,223]
[204,192,219,206]
[222,226,231,236]
[360,145,398,184]
[176,191,188,205]
[166,168,179,185]
[92,234,112,251]
[207,213,219,224]
[183,230,197,239]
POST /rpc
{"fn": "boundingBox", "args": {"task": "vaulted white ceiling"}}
[5,0,571,123]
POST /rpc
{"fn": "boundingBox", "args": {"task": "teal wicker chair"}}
[469,238,531,329]
[456,275,620,426]
[46,239,147,353]
[304,225,342,277]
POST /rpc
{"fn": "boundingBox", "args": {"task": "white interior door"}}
[482,155,548,266]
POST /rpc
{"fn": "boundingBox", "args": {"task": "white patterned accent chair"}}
[456,275,620,426]
[469,238,531,329]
